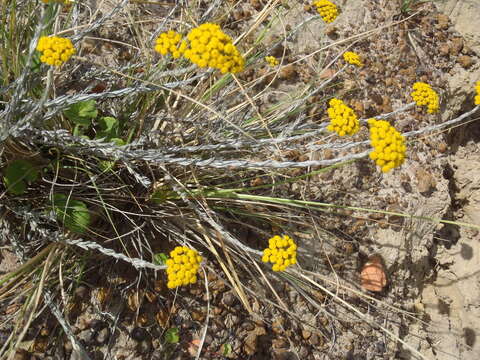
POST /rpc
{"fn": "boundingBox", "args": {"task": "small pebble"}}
[90,319,107,331]
[13,350,29,360]
[136,339,152,354]
[222,292,235,307]
[301,329,312,340]
[458,55,473,69]
[130,327,149,341]
[74,285,89,299]
[77,329,96,346]
[96,327,110,345]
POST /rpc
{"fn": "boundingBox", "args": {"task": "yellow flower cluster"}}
[410,82,439,113]
[154,30,186,59]
[262,235,297,272]
[475,81,480,106]
[155,24,245,74]
[184,23,244,73]
[368,119,406,173]
[343,51,363,67]
[166,246,202,289]
[313,0,339,23]
[326,98,360,136]
[265,56,279,67]
[36,36,75,66]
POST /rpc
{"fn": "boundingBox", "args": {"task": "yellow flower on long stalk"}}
[36,36,75,66]
[154,23,245,74]
[411,82,439,114]
[166,246,202,289]
[368,119,406,173]
[262,235,297,272]
[312,0,339,23]
[326,98,360,136]
[343,51,363,67]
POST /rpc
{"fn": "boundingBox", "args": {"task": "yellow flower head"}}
[154,30,186,59]
[262,235,297,272]
[312,0,339,23]
[343,51,363,67]
[367,119,406,173]
[410,82,439,114]
[183,23,245,74]
[265,56,279,67]
[475,81,480,106]
[326,98,360,136]
[166,246,202,289]
[36,36,75,67]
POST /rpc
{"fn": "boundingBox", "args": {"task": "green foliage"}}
[151,185,176,203]
[164,327,180,344]
[64,100,98,127]
[3,159,39,195]
[222,343,233,356]
[52,194,91,234]
[153,253,169,265]
[96,116,119,140]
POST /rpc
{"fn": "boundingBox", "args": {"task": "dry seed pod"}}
[360,254,387,292]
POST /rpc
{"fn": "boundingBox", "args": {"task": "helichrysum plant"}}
[410,82,439,114]
[154,30,187,59]
[155,23,245,74]
[165,246,202,289]
[475,81,480,106]
[326,98,360,136]
[265,56,279,67]
[312,0,339,23]
[36,36,75,66]
[368,118,406,173]
[262,235,297,272]
[343,51,363,67]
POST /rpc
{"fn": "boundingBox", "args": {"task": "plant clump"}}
[262,235,297,272]
[326,98,360,136]
[343,51,363,67]
[312,0,339,23]
[367,118,406,173]
[265,56,279,67]
[165,246,202,289]
[475,81,480,106]
[154,30,187,58]
[36,36,75,66]
[410,82,439,113]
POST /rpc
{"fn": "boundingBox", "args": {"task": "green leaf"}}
[164,327,179,344]
[52,194,91,234]
[109,138,125,146]
[3,160,39,195]
[222,343,232,356]
[30,52,42,73]
[153,253,168,265]
[64,100,98,126]
[98,160,115,172]
[96,116,119,140]
[151,185,176,204]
